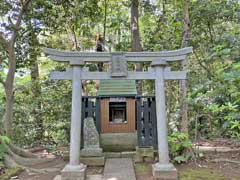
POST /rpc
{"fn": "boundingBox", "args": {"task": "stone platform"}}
[53,174,103,180]
[103,158,136,180]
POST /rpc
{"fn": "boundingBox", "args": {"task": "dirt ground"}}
[136,138,240,180]
[4,138,240,180]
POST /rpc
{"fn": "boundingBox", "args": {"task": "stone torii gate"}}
[44,47,192,180]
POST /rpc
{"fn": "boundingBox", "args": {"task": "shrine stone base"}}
[152,163,178,180]
[80,156,105,166]
[61,164,87,180]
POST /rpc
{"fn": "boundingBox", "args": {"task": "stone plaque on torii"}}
[44,47,192,180]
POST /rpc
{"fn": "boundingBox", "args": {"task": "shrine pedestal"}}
[61,164,87,180]
[152,163,178,180]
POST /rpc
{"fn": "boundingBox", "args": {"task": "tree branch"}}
[8,16,18,30]
[193,51,214,79]
[10,0,31,43]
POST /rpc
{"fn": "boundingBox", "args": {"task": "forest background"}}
[0,0,239,163]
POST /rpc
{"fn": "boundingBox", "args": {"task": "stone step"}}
[103,158,136,180]
[87,174,103,180]
[53,174,103,180]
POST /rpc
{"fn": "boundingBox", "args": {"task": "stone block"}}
[53,175,61,180]
[61,164,87,180]
[81,148,102,157]
[100,133,137,152]
[152,163,178,180]
[80,156,105,166]
[144,156,154,163]
[86,174,103,180]
[104,152,121,158]
[82,117,103,157]
[136,146,154,158]
[121,151,136,158]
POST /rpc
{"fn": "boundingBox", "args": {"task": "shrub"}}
[0,136,10,162]
[168,132,192,163]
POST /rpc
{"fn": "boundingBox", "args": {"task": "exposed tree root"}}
[4,143,52,166]
[4,155,18,168]
[3,142,60,175]
[8,143,38,158]
[210,158,240,164]
[9,150,53,166]
[28,147,45,153]
[5,155,61,175]
[193,146,240,153]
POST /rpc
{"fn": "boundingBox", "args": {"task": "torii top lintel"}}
[43,47,192,80]
[43,47,193,65]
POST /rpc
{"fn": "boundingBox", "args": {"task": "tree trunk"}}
[1,0,31,137]
[29,22,43,142]
[131,0,142,52]
[180,0,190,134]
[30,55,42,141]
[96,0,108,72]
[103,0,108,44]
[131,0,142,95]
[4,44,16,137]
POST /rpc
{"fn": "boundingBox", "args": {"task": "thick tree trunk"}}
[180,0,190,134]
[131,0,142,95]
[3,44,16,137]
[29,23,43,142]
[0,11,32,170]
[1,0,31,137]
[131,0,142,52]
[30,58,42,141]
[103,0,108,44]
[96,0,108,72]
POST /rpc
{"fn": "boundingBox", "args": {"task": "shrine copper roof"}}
[97,80,137,96]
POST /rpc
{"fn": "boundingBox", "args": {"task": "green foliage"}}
[12,78,71,147]
[188,62,240,139]
[0,167,23,180]
[168,132,192,163]
[0,135,10,162]
[186,0,240,140]
[0,0,239,153]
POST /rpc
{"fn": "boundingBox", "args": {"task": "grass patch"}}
[0,166,23,180]
[179,169,225,180]
[134,163,151,173]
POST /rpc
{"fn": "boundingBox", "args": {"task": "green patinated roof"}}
[97,80,137,96]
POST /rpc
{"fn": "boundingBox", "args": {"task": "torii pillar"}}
[151,60,178,180]
[61,65,87,180]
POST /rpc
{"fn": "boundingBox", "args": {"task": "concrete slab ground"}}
[53,175,61,180]
[87,174,103,180]
[103,158,136,180]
